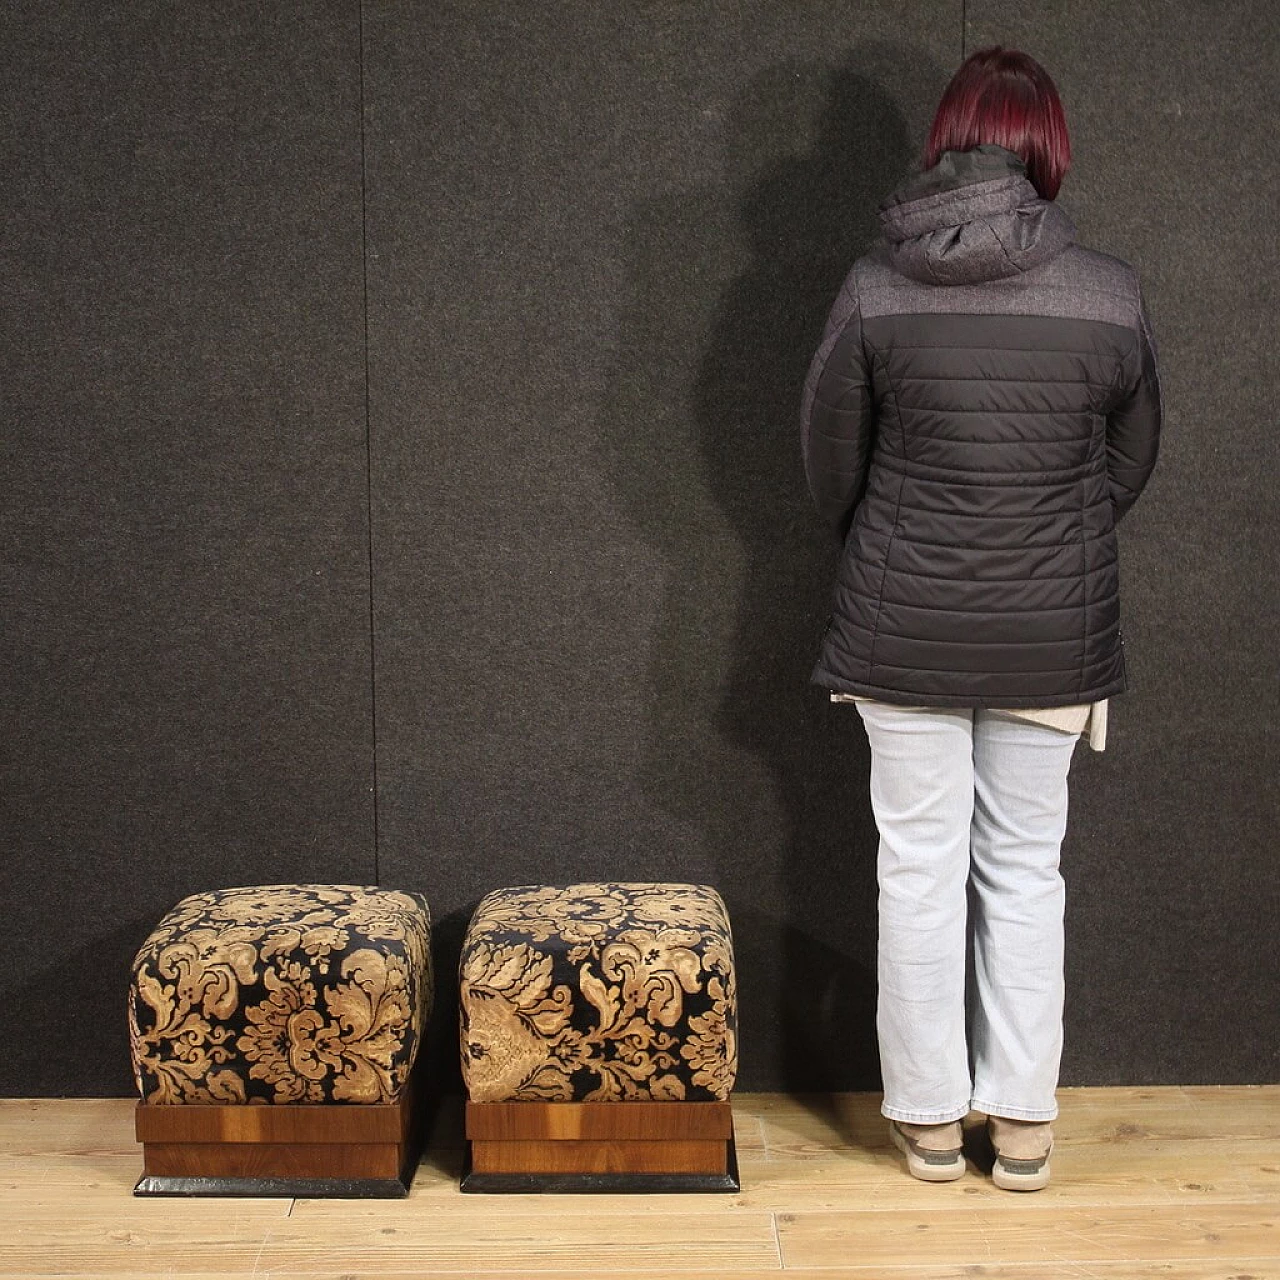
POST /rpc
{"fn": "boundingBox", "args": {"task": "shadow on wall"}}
[593,45,947,1085]
[598,45,947,1090]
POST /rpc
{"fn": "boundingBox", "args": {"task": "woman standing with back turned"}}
[801,48,1162,1190]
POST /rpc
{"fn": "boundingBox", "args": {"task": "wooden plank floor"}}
[2,1087,1278,1278]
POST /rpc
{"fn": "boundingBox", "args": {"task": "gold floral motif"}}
[681,974,736,1093]
[322,948,417,1102]
[237,965,323,1102]
[459,882,737,1103]
[460,940,581,1101]
[129,885,432,1106]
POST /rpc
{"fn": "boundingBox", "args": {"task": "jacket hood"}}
[878,144,1077,285]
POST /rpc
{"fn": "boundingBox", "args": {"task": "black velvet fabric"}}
[130,885,433,1105]
[459,883,737,1102]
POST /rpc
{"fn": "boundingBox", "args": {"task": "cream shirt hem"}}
[831,694,1108,752]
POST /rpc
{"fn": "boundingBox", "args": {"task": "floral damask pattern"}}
[459,882,738,1103]
[129,884,433,1105]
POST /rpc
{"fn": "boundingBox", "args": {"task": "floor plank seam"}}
[770,1209,784,1269]
[249,1226,269,1279]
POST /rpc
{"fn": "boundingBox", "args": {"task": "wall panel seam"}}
[358,0,380,880]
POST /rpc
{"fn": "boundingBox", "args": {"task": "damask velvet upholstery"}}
[459,882,738,1103]
[129,884,433,1105]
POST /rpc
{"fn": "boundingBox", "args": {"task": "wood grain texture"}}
[140,1140,403,1179]
[0,1269,1275,1280]
[135,1102,409,1144]
[465,1099,734,1140]
[775,1201,1280,1268]
[2,1088,1279,1277]
[470,1137,728,1174]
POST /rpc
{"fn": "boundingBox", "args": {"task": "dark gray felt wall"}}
[2,2,375,1095]
[2,1,1275,1096]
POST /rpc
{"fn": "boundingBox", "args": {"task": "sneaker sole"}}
[992,1156,1051,1191]
[889,1122,966,1182]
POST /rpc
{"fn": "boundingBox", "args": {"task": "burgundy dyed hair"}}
[923,46,1071,200]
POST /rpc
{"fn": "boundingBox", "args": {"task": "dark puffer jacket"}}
[801,144,1162,707]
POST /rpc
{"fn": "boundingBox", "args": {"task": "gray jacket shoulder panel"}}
[856,241,1142,329]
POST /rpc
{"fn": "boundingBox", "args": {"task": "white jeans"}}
[855,701,1079,1124]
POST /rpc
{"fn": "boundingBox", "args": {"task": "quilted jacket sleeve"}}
[801,265,875,536]
[1105,288,1163,523]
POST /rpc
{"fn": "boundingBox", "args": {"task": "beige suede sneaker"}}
[988,1116,1054,1191]
[888,1119,966,1181]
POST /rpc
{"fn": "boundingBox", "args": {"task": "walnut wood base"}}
[461,1099,740,1193]
[133,1085,425,1198]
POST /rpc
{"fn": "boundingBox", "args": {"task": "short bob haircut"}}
[923,46,1071,201]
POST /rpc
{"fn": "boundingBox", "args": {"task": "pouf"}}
[458,881,739,1191]
[128,883,433,1197]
